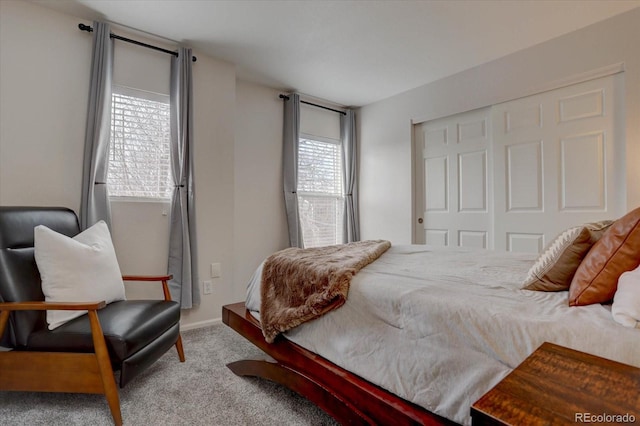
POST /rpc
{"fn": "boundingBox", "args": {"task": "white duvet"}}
[246,245,640,425]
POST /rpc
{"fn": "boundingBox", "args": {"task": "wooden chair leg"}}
[175,334,186,362]
[0,310,10,336]
[89,311,122,426]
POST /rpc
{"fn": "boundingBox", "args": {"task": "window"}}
[107,86,172,199]
[297,135,344,248]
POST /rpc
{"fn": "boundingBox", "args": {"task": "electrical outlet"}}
[203,280,213,295]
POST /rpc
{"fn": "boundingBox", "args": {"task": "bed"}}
[223,243,640,425]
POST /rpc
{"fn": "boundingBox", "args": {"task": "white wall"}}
[0,0,268,328]
[233,81,288,299]
[359,8,640,244]
[0,1,90,208]
[178,47,237,327]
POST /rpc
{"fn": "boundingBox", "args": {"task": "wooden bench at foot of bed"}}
[222,302,455,426]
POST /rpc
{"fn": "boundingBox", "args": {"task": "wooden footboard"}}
[222,302,455,425]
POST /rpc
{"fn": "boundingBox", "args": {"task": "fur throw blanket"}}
[260,240,391,343]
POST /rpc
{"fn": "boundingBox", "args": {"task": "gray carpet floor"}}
[0,324,339,425]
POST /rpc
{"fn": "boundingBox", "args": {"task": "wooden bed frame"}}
[222,302,456,425]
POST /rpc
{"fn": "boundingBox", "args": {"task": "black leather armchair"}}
[0,206,185,425]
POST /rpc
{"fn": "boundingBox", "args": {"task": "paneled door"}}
[413,108,492,248]
[414,73,624,252]
[492,74,624,252]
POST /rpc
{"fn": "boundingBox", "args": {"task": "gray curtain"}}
[283,94,303,248]
[168,47,200,308]
[80,21,113,230]
[341,109,360,243]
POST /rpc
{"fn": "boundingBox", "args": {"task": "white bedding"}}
[246,245,640,425]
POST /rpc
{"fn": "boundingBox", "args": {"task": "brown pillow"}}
[569,207,640,306]
[522,220,613,291]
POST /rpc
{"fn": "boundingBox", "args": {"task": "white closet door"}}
[492,74,624,253]
[414,108,492,248]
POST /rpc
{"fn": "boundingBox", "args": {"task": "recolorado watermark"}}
[575,412,636,423]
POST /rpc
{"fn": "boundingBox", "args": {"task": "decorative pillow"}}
[522,220,613,291]
[569,207,640,306]
[612,264,640,328]
[34,220,126,330]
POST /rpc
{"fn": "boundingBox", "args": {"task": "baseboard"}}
[180,318,222,331]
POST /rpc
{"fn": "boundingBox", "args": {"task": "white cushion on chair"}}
[35,220,126,330]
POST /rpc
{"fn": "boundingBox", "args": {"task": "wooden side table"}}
[471,342,640,425]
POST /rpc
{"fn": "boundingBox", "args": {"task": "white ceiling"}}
[35,0,640,107]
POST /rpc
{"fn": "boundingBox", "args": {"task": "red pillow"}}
[569,207,640,306]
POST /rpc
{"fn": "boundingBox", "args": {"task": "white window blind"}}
[107,87,172,199]
[297,137,344,248]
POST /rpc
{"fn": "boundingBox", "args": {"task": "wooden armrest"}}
[0,301,106,311]
[121,275,174,302]
[0,302,110,358]
[122,275,172,282]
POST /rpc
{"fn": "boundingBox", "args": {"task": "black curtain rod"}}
[279,94,346,115]
[78,23,197,62]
